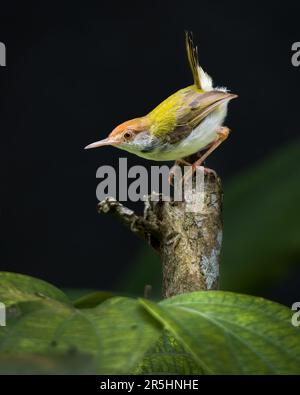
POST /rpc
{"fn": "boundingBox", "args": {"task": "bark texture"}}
[98,171,223,299]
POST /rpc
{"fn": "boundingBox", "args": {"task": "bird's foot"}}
[168,159,191,185]
[181,165,217,185]
[203,167,217,178]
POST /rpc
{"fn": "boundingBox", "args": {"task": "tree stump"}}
[98,171,223,298]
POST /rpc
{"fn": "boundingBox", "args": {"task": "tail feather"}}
[185,31,213,91]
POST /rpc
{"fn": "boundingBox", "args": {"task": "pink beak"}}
[84,138,120,150]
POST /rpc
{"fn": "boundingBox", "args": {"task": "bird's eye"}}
[123,130,133,140]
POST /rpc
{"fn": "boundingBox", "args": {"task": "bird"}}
[85,32,237,176]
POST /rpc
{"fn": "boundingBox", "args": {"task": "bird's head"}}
[84,117,151,154]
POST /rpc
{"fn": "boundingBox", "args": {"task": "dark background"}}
[0,1,299,303]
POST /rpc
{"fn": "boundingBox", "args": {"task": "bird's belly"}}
[140,104,227,161]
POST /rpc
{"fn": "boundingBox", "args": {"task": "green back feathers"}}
[148,90,183,136]
[148,85,201,137]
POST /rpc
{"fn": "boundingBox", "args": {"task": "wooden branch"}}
[97,197,161,250]
[97,171,223,299]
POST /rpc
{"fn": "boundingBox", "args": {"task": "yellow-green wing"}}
[149,86,232,144]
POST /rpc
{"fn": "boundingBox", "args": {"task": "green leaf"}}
[2,272,299,375]
[134,331,204,375]
[0,353,97,374]
[62,288,97,302]
[0,272,70,306]
[73,291,115,308]
[0,273,162,374]
[83,297,162,374]
[1,298,162,374]
[140,291,300,374]
[0,300,95,356]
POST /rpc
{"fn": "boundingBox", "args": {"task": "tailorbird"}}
[85,32,237,173]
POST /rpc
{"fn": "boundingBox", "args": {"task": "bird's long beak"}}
[84,138,120,150]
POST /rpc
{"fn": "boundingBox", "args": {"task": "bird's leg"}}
[168,159,191,185]
[193,126,230,168]
[183,126,230,182]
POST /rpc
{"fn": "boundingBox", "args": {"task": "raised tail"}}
[185,31,213,91]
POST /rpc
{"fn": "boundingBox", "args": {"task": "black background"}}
[0,1,299,299]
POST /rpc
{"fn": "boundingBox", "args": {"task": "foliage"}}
[0,272,299,374]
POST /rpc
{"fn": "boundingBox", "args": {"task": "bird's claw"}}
[203,167,217,178]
